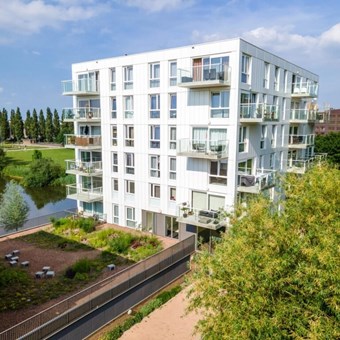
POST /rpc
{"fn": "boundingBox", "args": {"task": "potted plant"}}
[181,202,189,217]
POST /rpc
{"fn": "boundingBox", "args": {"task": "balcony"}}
[64,135,101,149]
[176,206,229,230]
[61,79,99,96]
[66,184,103,203]
[288,134,315,149]
[291,82,318,98]
[65,160,103,176]
[177,63,231,88]
[289,109,324,123]
[237,169,276,194]
[286,154,327,174]
[177,139,228,159]
[240,103,280,123]
[62,107,101,122]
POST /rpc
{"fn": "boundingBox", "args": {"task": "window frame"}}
[209,160,228,185]
[169,61,177,86]
[113,204,119,224]
[125,125,134,147]
[123,65,133,90]
[239,126,247,152]
[150,125,160,148]
[112,125,118,146]
[111,97,117,119]
[169,126,176,150]
[125,152,135,174]
[112,152,118,172]
[149,62,160,88]
[125,180,135,194]
[150,183,161,198]
[169,187,176,201]
[169,157,176,180]
[169,93,177,118]
[150,94,160,118]
[124,95,134,119]
[110,68,116,91]
[210,90,230,118]
[241,54,251,83]
[126,206,136,227]
[150,155,160,178]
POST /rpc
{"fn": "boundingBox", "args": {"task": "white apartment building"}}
[62,38,322,243]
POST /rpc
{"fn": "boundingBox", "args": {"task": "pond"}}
[0,178,77,236]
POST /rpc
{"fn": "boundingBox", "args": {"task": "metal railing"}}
[288,134,315,146]
[240,103,280,121]
[66,184,103,199]
[62,107,101,121]
[65,160,102,175]
[238,169,276,192]
[289,109,323,121]
[177,139,229,159]
[0,235,195,340]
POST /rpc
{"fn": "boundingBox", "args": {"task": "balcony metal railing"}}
[178,63,231,87]
[66,184,103,202]
[177,139,229,159]
[237,169,276,194]
[286,154,327,174]
[61,79,99,95]
[176,205,229,230]
[62,107,101,121]
[289,109,324,122]
[240,103,280,121]
[64,134,101,148]
[292,82,318,97]
[288,134,315,147]
[65,160,102,175]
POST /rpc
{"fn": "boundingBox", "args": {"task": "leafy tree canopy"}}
[315,132,340,166]
[189,164,340,339]
[0,180,29,231]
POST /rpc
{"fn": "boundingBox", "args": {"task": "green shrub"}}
[0,267,30,288]
[72,258,92,274]
[109,232,135,254]
[78,217,96,233]
[74,272,88,281]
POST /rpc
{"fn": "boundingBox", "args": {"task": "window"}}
[211,91,230,118]
[150,63,160,87]
[124,95,133,118]
[125,125,134,147]
[169,93,177,118]
[110,68,116,91]
[125,153,135,174]
[238,159,253,177]
[166,215,178,239]
[241,54,251,83]
[169,187,176,201]
[126,207,136,227]
[209,160,227,185]
[150,125,160,148]
[112,152,118,172]
[239,126,247,152]
[169,61,177,86]
[113,204,119,224]
[150,94,160,118]
[123,66,133,89]
[150,183,160,198]
[260,125,267,149]
[150,155,160,178]
[169,126,176,150]
[111,97,117,119]
[112,125,118,146]
[274,66,280,91]
[271,125,277,148]
[169,157,176,180]
[264,62,269,88]
[112,178,119,191]
[125,180,135,194]
[270,153,276,169]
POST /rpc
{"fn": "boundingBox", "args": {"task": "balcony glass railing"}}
[62,79,99,94]
[289,109,323,122]
[65,160,102,175]
[66,184,103,199]
[238,169,276,193]
[62,107,101,121]
[292,82,318,97]
[240,103,280,121]
[286,154,327,173]
[177,139,229,158]
[64,134,101,148]
[288,134,315,146]
[178,63,231,86]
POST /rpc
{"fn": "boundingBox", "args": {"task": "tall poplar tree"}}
[14,107,24,142]
[10,109,15,140]
[38,109,45,142]
[45,107,54,142]
[53,109,60,141]
[0,108,10,142]
[31,109,39,142]
[25,110,32,140]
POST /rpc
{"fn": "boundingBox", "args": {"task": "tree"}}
[53,109,60,141]
[13,107,24,142]
[31,109,39,142]
[24,110,32,139]
[38,109,45,142]
[0,108,10,142]
[9,109,15,140]
[315,132,340,166]
[45,107,54,142]
[0,180,29,231]
[56,115,73,144]
[188,164,340,339]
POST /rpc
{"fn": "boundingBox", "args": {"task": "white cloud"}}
[0,0,108,36]
[191,30,222,43]
[120,0,194,12]
[319,23,340,45]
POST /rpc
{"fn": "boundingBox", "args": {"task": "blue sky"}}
[1,0,340,116]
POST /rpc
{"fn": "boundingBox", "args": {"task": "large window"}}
[241,54,251,83]
[125,125,134,147]
[150,63,160,88]
[125,153,135,174]
[150,155,160,178]
[169,157,176,180]
[110,68,116,91]
[211,90,229,118]
[111,97,117,119]
[126,207,136,227]
[124,95,134,118]
[169,126,176,150]
[150,125,160,148]
[238,159,253,183]
[112,125,118,146]
[150,94,160,118]
[260,125,267,149]
[123,66,133,89]
[169,93,177,118]
[209,160,227,185]
[125,180,135,194]
[112,152,118,172]
[150,183,160,198]
[169,61,177,86]
[239,126,247,152]
[113,204,119,224]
